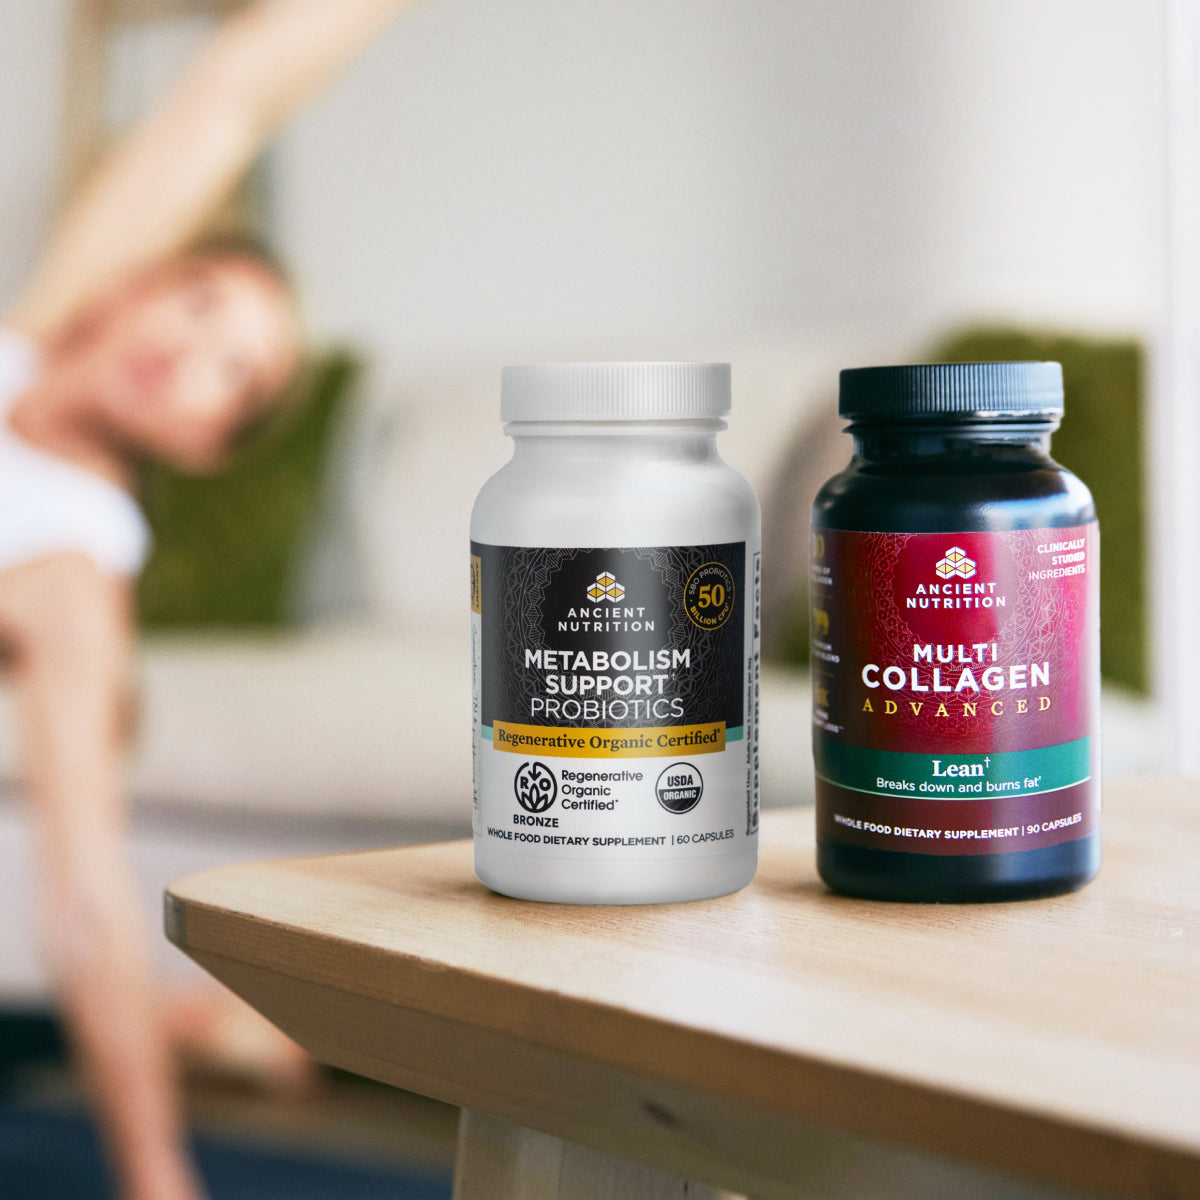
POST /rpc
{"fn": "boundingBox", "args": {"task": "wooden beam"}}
[110,0,246,22]
[60,0,113,196]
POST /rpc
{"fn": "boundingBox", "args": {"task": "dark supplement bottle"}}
[811,363,1100,902]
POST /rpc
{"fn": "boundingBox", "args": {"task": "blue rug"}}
[0,1104,452,1200]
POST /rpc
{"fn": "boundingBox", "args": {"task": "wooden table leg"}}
[453,1109,746,1200]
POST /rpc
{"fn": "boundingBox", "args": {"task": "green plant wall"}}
[137,351,358,629]
[771,330,1146,692]
[931,331,1145,692]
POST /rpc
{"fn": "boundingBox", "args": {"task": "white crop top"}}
[0,328,150,576]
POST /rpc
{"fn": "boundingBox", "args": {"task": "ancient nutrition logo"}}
[935,546,976,580]
[909,544,1003,610]
[587,572,626,602]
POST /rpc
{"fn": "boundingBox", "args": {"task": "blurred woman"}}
[0,2,416,1197]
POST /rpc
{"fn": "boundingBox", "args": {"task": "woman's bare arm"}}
[0,556,202,1198]
[2,556,132,845]
[9,0,419,342]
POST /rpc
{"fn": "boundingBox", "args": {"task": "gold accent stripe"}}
[492,722,726,758]
[470,555,482,615]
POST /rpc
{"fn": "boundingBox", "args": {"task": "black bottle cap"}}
[839,362,1064,421]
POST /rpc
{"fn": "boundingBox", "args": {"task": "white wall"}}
[0,2,1153,372]
[270,0,1154,376]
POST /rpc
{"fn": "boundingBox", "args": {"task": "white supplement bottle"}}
[470,362,761,904]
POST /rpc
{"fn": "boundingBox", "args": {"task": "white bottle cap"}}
[501,362,731,422]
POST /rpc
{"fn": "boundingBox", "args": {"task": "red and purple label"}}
[811,525,1099,855]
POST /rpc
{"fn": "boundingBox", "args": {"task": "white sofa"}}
[0,338,1162,998]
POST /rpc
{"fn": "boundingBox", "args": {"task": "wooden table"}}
[166,781,1200,1200]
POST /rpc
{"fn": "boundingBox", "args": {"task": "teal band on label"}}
[815,737,1091,800]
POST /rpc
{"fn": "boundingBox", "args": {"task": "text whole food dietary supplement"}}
[471,363,761,903]
[811,363,1099,902]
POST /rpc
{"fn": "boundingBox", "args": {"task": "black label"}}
[473,542,745,730]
